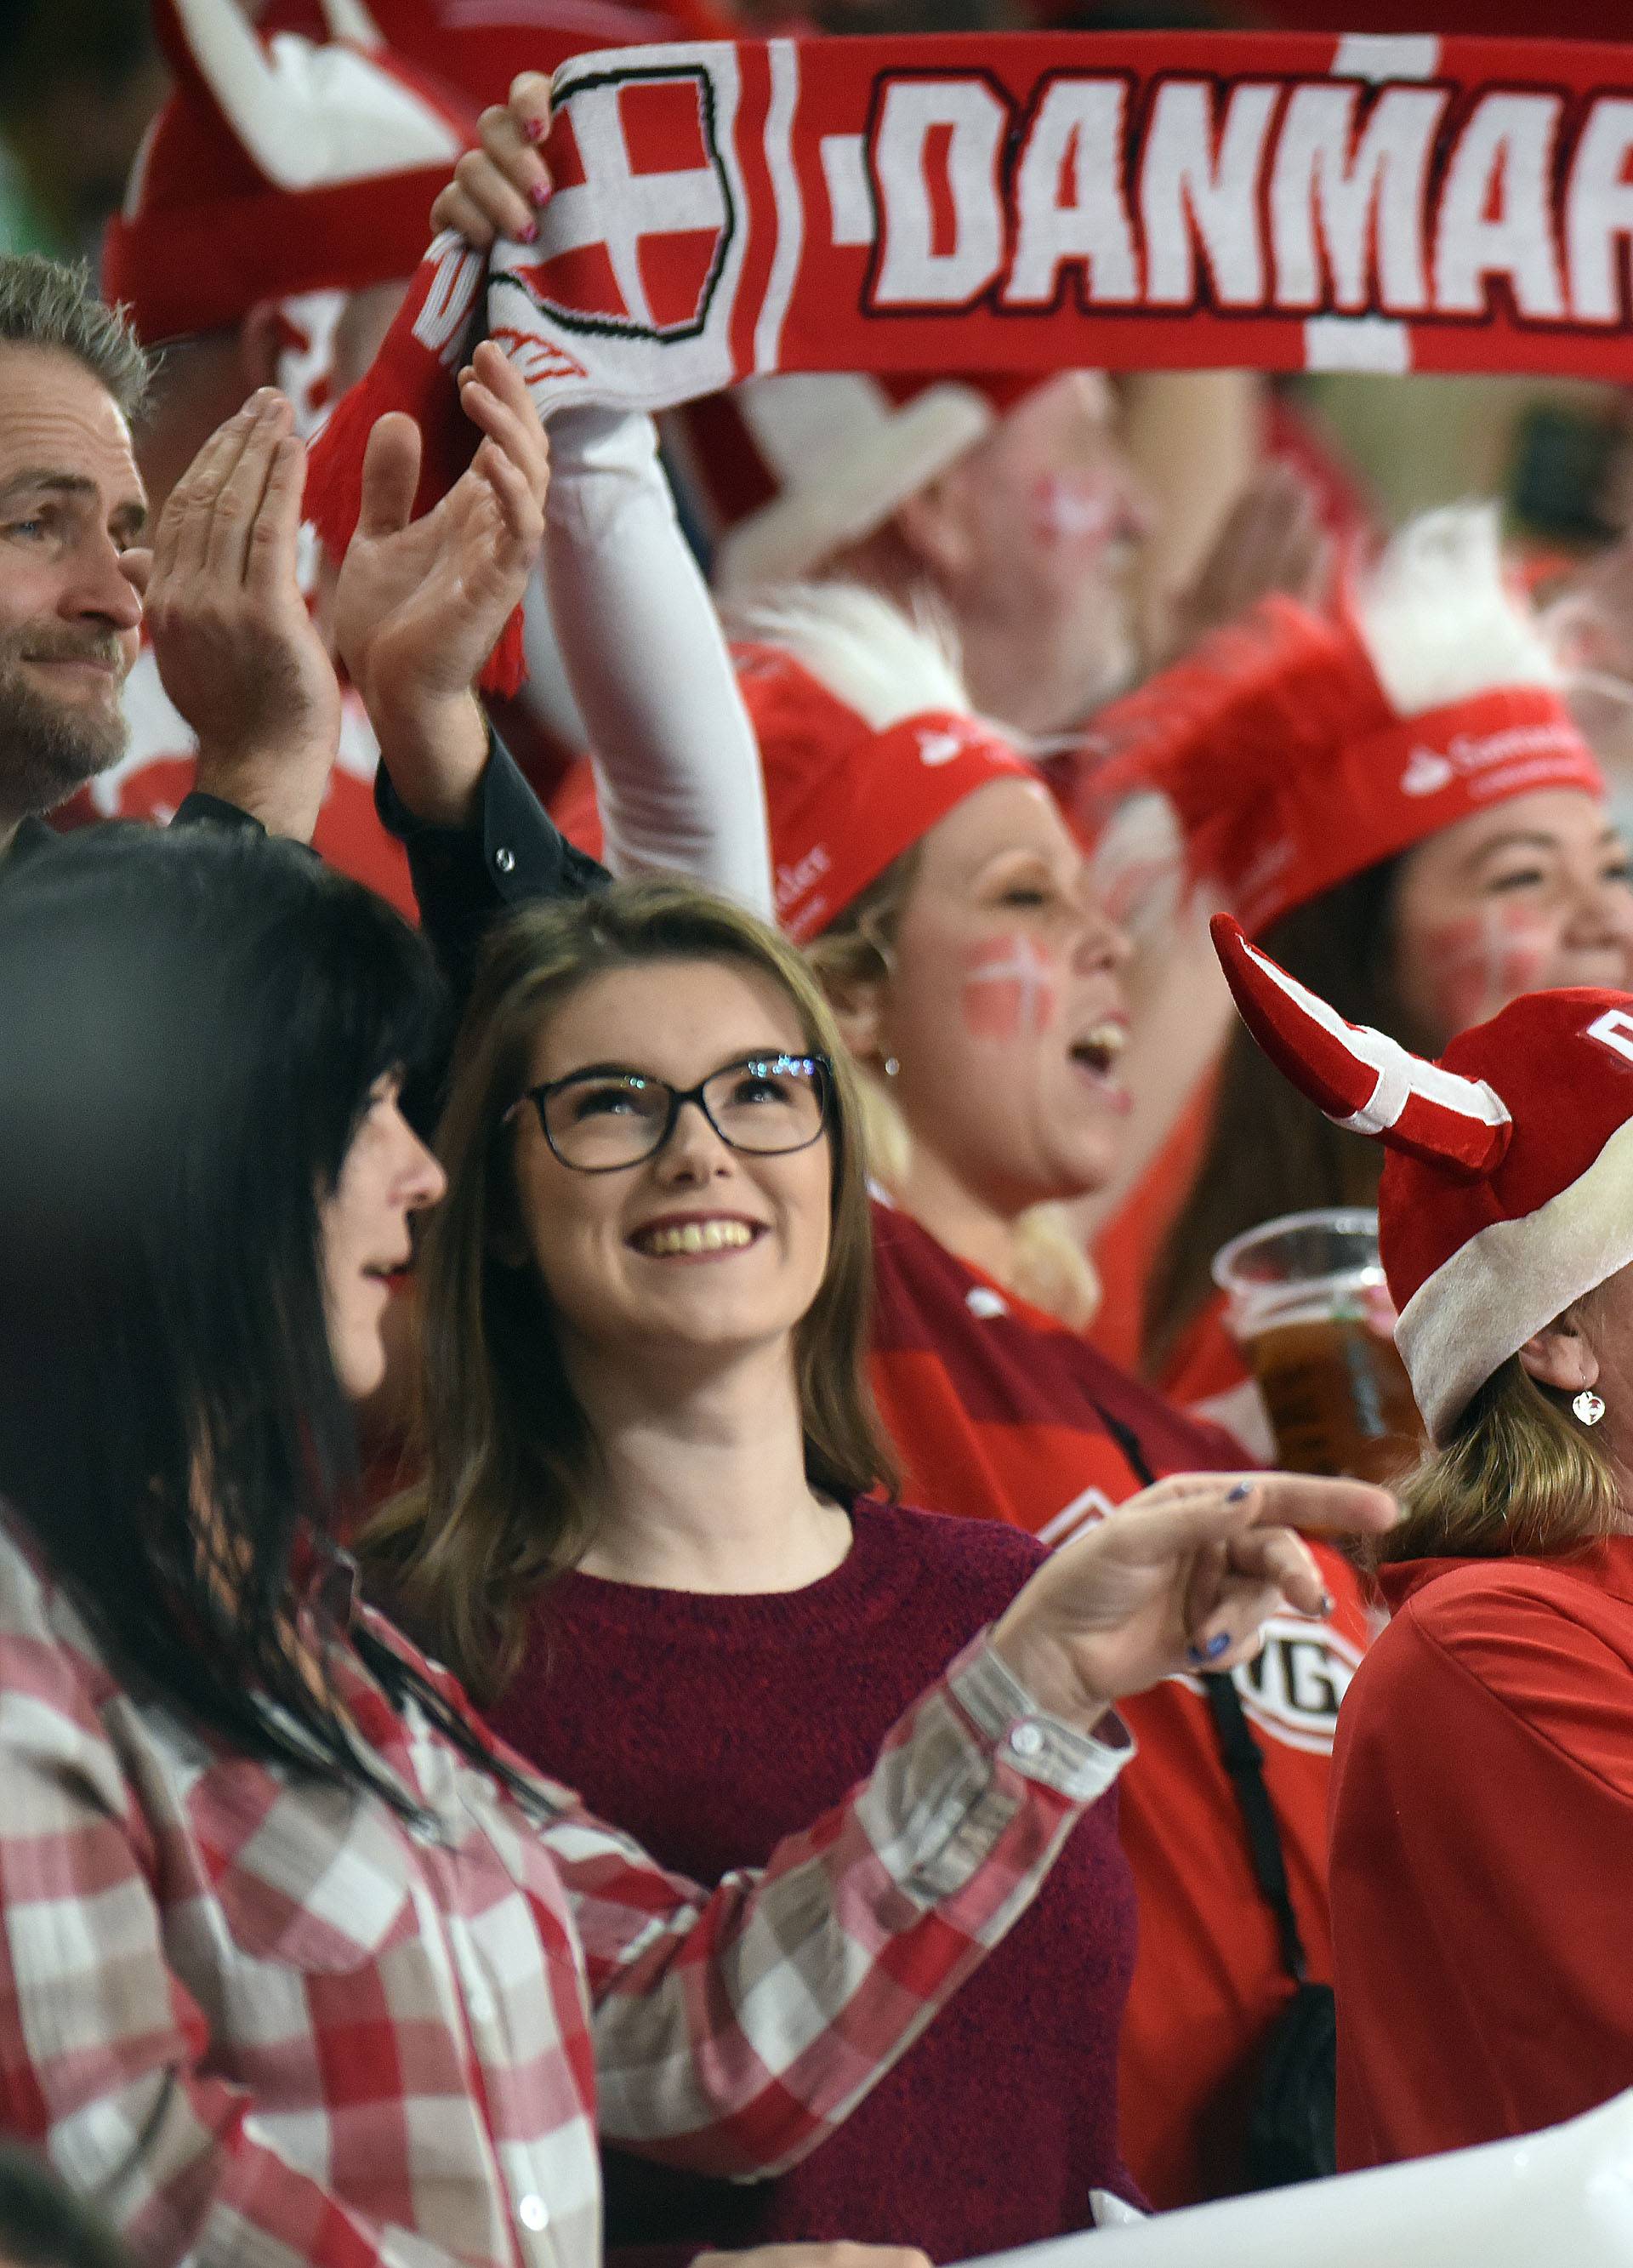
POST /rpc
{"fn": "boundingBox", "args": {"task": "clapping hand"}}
[991,1472,1396,1733]
[333,339,550,826]
[139,389,341,841]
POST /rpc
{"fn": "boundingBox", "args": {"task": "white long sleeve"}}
[543,404,773,918]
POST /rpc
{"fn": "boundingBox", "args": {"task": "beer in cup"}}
[1213,1209,1424,1484]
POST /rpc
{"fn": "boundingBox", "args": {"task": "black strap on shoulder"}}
[1203,1672,1309,1985]
[1067,1393,1310,1988]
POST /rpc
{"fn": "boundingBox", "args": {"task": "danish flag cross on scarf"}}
[304,49,746,635]
[304,23,1633,686]
[519,71,732,337]
[303,61,744,686]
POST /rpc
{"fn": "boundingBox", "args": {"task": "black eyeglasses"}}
[505,1052,834,1174]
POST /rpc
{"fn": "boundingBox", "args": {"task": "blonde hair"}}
[362,880,896,1701]
[1378,1352,1620,1570]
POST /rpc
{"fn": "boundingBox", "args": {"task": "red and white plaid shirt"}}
[0,1522,1126,2268]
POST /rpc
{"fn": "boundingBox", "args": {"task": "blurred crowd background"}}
[16,0,1633,692]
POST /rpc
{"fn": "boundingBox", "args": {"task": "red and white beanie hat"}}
[103,0,476,347]
[1084,506,1603,939]
[665,371,1049,595]
[1213,912,1633,1444]
[545,584,1033,904]
[265,0,728,115]
[731,585,1034,940]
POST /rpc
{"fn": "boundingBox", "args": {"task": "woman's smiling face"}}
[509,956,834,1370]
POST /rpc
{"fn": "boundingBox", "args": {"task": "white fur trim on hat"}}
[1355,503,1560,716]
[1396,1113,1633,1443]
[714,376,997,593]
[725,581,973,728]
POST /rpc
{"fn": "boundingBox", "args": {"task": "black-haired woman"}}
[0,823,1392,2268]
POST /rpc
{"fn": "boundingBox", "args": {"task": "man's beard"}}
[0,624,129,827]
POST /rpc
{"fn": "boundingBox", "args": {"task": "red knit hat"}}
[665,371,1050,595]
[1084,511,1603,938]
[1212,912,1633,1443]
[740,635,1033,941]
[103,0,476,346]
[543,592,1033,933]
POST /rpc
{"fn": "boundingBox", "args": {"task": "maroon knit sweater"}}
[484,1497,1140,2266]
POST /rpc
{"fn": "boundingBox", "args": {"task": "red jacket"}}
[868,1199,1371,2208]
[1332,1540,1633,2170]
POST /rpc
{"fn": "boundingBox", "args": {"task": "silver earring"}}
[1574,1389,1607,1427]
[881,1056,900,1080]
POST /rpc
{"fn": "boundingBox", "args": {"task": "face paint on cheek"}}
[959,933,1061,1043]
[1030,474,1119,556]
[1418,903,1556,1036]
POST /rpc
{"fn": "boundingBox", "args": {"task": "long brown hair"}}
[1142,856,1421,1380]
[363,880,896,1701]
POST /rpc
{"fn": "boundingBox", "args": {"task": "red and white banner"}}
[486,27,1633,409]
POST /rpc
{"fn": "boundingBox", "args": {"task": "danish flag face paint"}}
[1415,904,1556,1040]
[959,933,1061,1043]
[1029,473,1123,557]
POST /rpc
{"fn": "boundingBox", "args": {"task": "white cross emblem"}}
[964,934,1056,1033]
[520,71,731,337]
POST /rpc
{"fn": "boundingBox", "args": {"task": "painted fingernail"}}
[1186,1644,1205,1667]
[524,115,549,142]
[529,178,552,208]
[1319,1590,1335,1617]
[1205,1632,1232,1660]
[1226,1481,1252,1503]
[518,219,538,243]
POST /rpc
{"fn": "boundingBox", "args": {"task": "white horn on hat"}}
[164,0,463,192]
[1211,915,1512,1180]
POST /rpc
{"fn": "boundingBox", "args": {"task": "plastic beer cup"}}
[1213,1209,1424,1483]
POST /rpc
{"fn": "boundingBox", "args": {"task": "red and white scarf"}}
[306,24,1633,684]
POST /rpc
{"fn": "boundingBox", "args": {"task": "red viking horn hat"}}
[1209,915,1512,1181]
[1210,914,1633,1444]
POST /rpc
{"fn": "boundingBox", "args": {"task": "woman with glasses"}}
[364,876,1391,2262]
[372,105,1374,2220]
[0,825,1391,2268]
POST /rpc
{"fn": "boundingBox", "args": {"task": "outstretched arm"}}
[540,1468,1396,2170]
[435,74,775,918]
[547,406,773,916]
